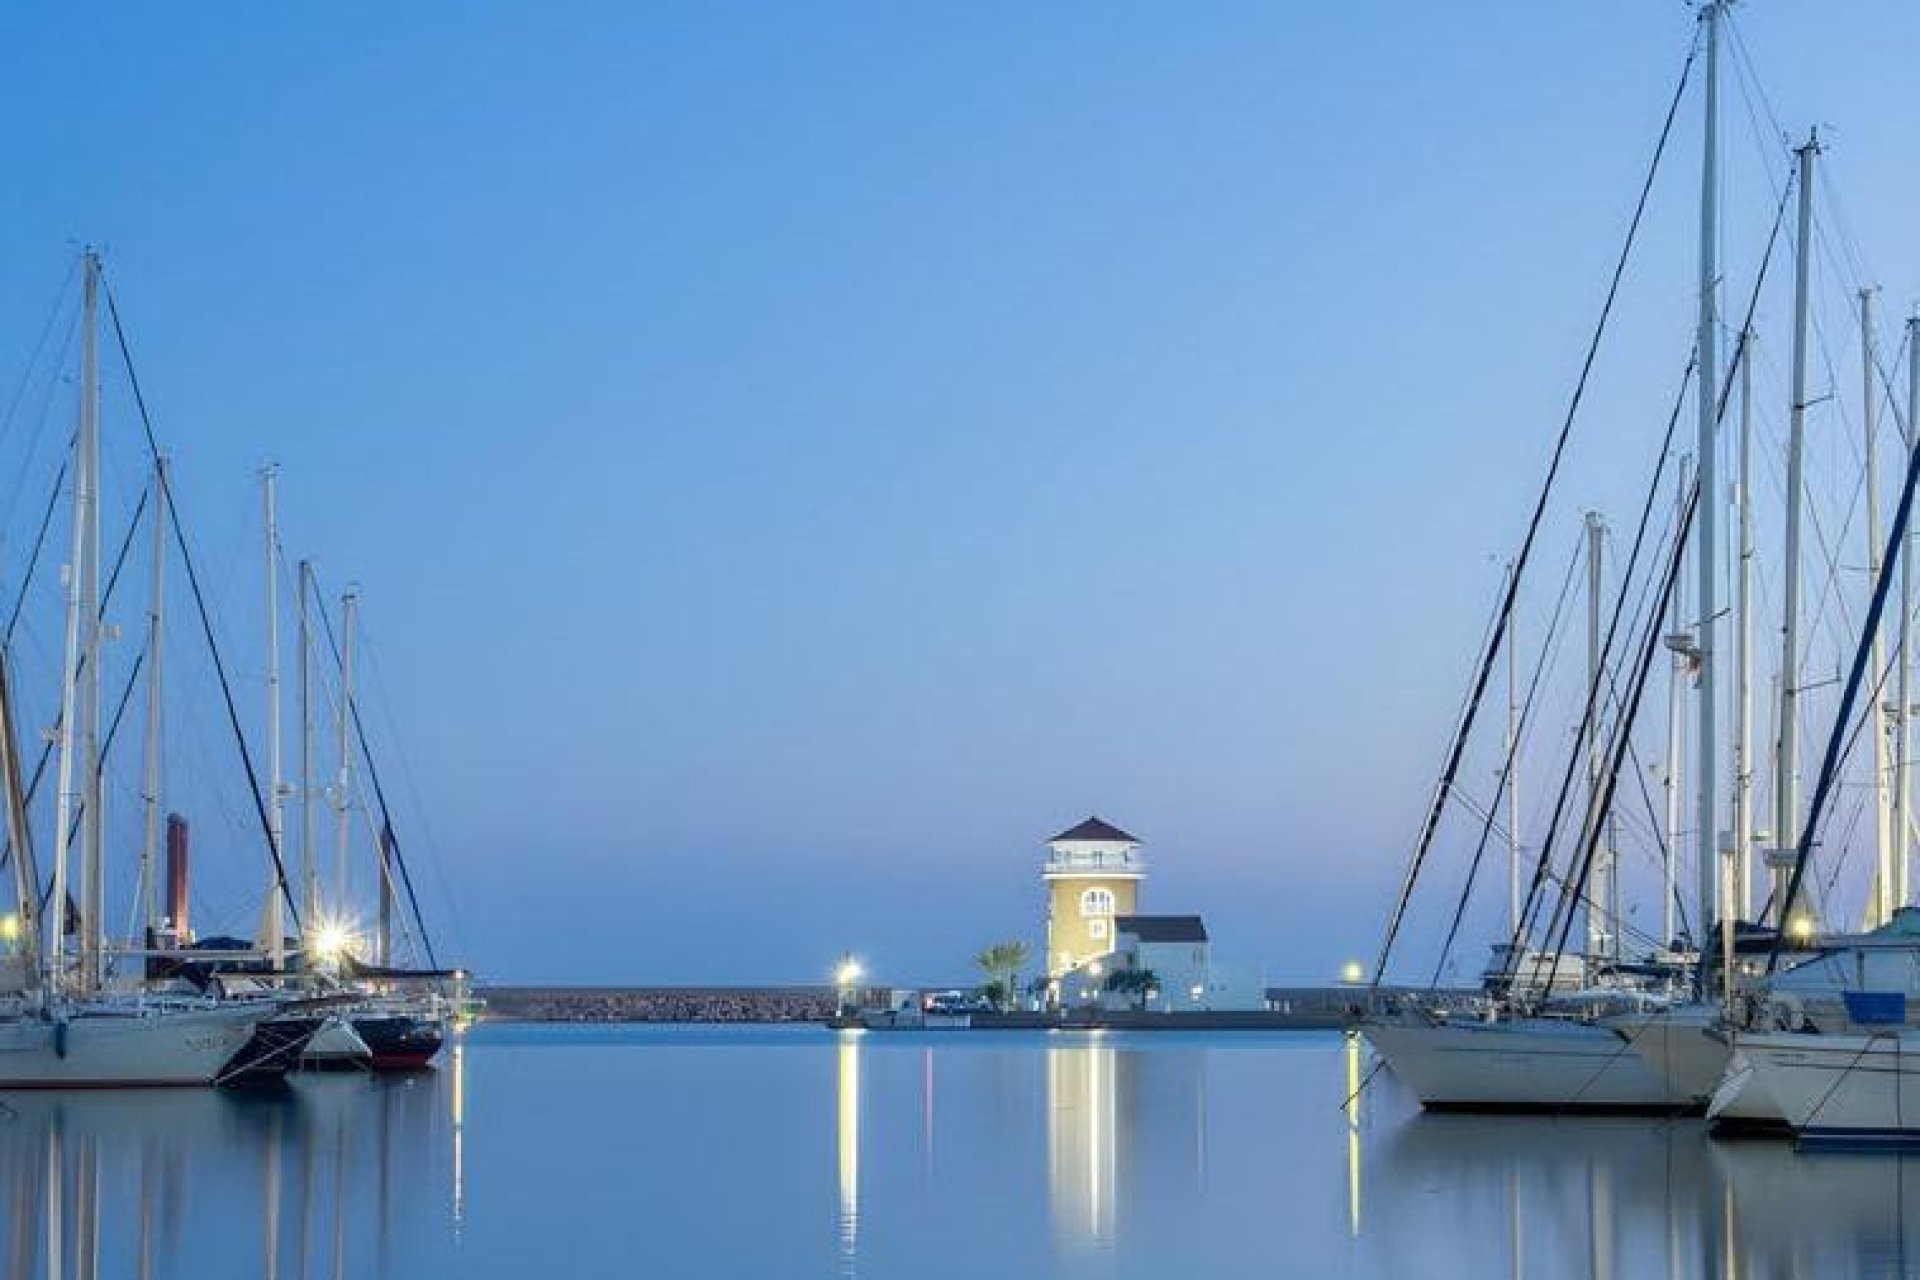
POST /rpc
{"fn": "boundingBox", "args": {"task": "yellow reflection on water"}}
[452,1040,467,1231]
[1345,1030,1362,1239]
[1046,1035,1116,1256]
[836,1030,862,1272]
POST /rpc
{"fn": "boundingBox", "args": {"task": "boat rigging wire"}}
[1426,526,1586,987]
[1770,352,1920,971]
[305,567,442,969]
[1371,32,1700,987]
[102,282,304,937]
[1516,160,1793,990]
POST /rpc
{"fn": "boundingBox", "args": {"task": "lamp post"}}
[835,955,862,1017]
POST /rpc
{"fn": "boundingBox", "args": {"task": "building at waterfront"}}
[1052,913,1265,1011]
[1039,818,1262,1012]
[1042,816,1145,979]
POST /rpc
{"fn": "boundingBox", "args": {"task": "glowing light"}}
[309,920,357,963]
[1087,961,1103,978]
[835,958,863,988]
[0,912,20,943]
[1786,914,1816,943]
[1340,961,1366,985]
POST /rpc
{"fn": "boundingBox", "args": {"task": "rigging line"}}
[0,302,80,548]
[304,569,441,968]
[1371,32,1700,988]
[0,257,81,455]
[101,283,303,937]
[1545,480,1699,988]
[4,452,70,645]
[1427,526,1588,988]
[32,650,145,925]
[1771,342,1920,971]
[1526,170,1792,979]
[1513,358,1692,976]
[0,482,151,878]
[1537,516,1677,973]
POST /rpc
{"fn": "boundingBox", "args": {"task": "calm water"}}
[4,1023,1919,1278]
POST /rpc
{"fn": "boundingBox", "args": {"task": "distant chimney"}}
[166,813,191,942]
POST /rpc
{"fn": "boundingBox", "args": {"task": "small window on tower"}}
[1087,918,1109,940]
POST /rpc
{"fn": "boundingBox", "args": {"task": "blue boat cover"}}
[1843,990,1907,1026]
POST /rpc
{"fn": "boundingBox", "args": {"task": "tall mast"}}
[1693,0,1722,954]
[47,254,99,995]
[262,466,286,970]
[333,586,359,910]
[76,251,106,993]
[299,558,318,931]
[1862,289,1894,928]
[1505,562,1523,942]
[1902,313,1920,911]
[1733,331,1755,922]
[139,455,169,946]
[1585,512,1615,960]
[1773,134,1819,928]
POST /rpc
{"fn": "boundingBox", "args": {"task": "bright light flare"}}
[835,958,863,988]
[310,919,358,962]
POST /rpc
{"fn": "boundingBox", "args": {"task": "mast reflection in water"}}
[1,1026,1918,1277]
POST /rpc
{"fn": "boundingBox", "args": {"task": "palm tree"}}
[1102,967,1159,1012]
[973,941,1032,1011]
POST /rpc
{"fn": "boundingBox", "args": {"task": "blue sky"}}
[4,4,1920,984]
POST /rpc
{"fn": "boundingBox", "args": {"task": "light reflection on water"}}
[3,1025,1920,1277]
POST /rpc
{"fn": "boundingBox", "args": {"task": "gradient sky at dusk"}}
[5,4,1920,984]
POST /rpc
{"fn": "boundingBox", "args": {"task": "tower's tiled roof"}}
[1048,816,1140,845]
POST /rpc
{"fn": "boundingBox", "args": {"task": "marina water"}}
[5,1024,1919,1278]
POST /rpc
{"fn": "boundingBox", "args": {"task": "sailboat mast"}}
[1506,562,1522,942]
[1734,331,1755,922]
[299,558,317,929]
[1693,0,1723,954]
[333,586,358,910]
[1863,289,1894,928]
[1773,134,1819,929]
[1903,313,1920,910]
[46,255,98,995]
[1585,511,1613,961]
[77,252,106,993]
[139,455,168,946]
[262,466,286,969]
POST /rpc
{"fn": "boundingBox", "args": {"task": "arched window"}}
[1080,887,1115,918]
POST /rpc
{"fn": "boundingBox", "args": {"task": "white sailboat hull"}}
[1602,1002,1730,1109]
[301,1015,373,1067]
[0,1004,261,1088]
[1704,1050,1787,1131]
[1364,1016,1687,1113]
[1737,1030,1920,1144]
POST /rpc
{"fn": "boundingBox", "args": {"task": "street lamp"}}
[835,954,863,1016]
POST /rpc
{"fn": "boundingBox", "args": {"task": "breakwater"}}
[479,984,1473,1025]
[479,985,844,1022]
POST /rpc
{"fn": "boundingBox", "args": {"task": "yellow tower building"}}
[1043,816,1144,979]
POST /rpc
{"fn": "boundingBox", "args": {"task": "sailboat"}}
[0,251,299,1087]
[1363,3,1739,1115]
